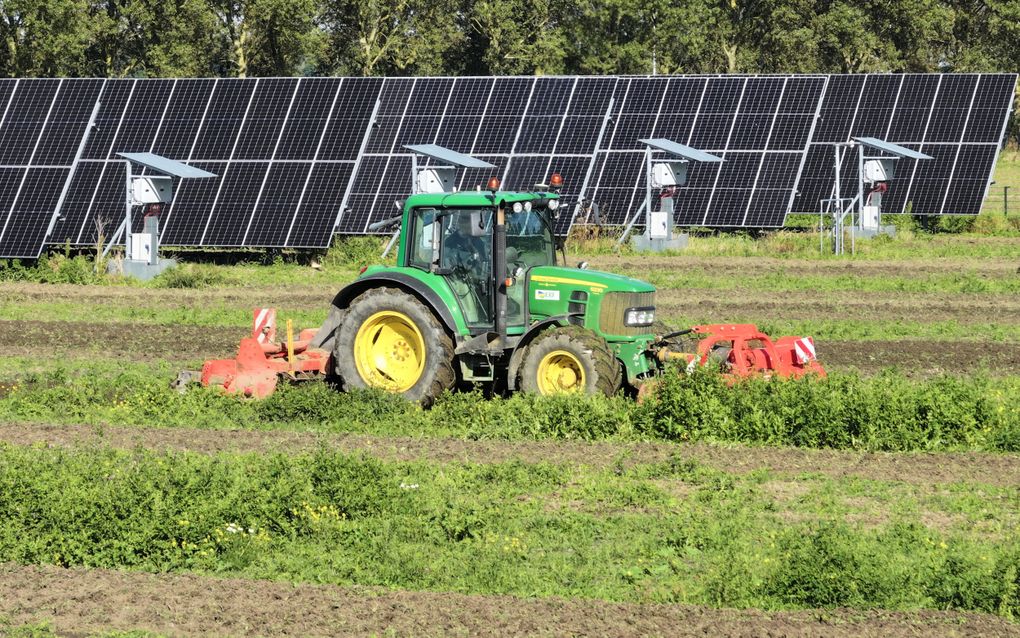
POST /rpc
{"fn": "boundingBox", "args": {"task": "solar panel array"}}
[0,73,1013,258]
[794,73,1017,216]
[341,76,617,234]
[47,77,383,254]
[589,75,826,227]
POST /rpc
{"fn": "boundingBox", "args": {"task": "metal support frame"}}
[616,138,722,247]
[822,143,857,256]
[44,99,102,243]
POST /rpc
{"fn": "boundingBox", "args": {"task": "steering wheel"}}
[505,247,527,277]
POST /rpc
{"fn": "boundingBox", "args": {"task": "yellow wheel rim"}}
[353,311,426,392]
[536,350,586,394]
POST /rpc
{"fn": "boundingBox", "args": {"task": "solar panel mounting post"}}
[111,153,216,279]
[630,138,723,252]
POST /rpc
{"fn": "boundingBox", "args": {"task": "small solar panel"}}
[852,137,933,160]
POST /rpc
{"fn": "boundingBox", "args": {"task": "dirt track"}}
[2,563,1016,638]
[4,318,1020,375]
[3,422,1018,487]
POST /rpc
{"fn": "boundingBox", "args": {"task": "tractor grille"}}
[599,291,656,336]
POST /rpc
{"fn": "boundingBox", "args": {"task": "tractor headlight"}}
[512,201,524,213]
[624,307,655,327]
[547,198,559,211]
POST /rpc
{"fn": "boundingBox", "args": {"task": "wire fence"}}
[982,186,1020,216]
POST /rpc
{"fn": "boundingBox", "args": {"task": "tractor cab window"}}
[440,208,493,327]
[507,207,555,270]
[408,207,438,271]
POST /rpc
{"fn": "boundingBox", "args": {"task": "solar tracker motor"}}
[186,179,824,401]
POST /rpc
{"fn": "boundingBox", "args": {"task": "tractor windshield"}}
[507,208,555,270]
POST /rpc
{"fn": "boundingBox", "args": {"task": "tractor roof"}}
[404,190,560,209]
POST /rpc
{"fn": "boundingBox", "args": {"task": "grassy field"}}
[1,158,1020,636]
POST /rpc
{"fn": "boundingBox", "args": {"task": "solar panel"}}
[0,73,1014,258]
[341,76,617,235]
[49,77,385,250]
[585,75,827,229]
[0,78,104,258]
[793,73,1017,216]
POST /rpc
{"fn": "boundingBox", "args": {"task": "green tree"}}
[208,0,320,77]
[89,0,225,77]
[812,3,897,72]
[0,0,101,76]
[319,0,466,76]
[468,0,567,75]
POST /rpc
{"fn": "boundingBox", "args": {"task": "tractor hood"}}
[528,266,655,295]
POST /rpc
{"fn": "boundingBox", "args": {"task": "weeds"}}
[2,366,1018,453]
[150,264,232,289]
[0,444,1018,617]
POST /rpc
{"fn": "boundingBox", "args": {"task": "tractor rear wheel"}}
[334,288,455,405]
[518,326,621,396]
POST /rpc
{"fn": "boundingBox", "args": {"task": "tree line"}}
[1,0,1019,79]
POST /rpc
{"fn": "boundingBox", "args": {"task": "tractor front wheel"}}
[334,288,455,405]
[518,326,621,396]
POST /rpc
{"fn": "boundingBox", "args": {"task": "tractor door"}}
[439,209,494,328]
[408,207,495,329]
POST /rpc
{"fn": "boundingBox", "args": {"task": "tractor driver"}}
[445,213,487,272]
[443,212,491,324]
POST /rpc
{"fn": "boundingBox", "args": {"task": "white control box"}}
[863,159,896,183]
[416,168,456,194]
[861,205,880,230]
[648,211,670,239]
[129,233,153,261]
[131,176,174,204]
[651,161,688,188]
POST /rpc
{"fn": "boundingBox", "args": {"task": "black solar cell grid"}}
[792,73,1016,216]
[0,73,1013,258]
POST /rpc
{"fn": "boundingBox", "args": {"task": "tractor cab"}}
[400,188,560,332]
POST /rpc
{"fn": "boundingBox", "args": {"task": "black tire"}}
[334,287,455,405]
[518,326,622,396]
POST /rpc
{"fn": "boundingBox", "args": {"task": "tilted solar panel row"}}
[0,73,1013,258]
[794,73,1017,217]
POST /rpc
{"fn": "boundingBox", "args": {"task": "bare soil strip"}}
[822,339,1020,376]
[1,563,1016,638]
[655,289,1020,326]
[3,422,1018,487]
[4,318,1020,375]
[588,253,1020,278]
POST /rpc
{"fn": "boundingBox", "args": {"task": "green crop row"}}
[3,366,1019,453]
[0,444,1018,617]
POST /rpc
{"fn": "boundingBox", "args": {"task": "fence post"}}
[1006,186,1010,217]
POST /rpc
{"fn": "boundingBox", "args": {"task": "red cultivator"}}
[181,309,330,399]
[657,323,826,379]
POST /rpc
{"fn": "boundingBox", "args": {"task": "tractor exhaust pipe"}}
[493,205,508,346]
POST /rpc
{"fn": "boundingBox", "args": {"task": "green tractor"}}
[314,178,659,403]
[191,145,823,401]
